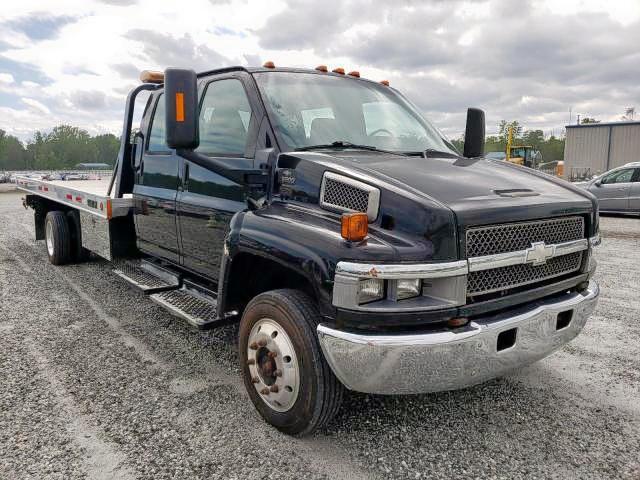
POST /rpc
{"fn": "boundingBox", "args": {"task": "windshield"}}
[254,72,457,154]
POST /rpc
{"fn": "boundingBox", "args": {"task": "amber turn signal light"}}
[341,212,368,242]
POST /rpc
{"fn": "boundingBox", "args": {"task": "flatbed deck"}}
[16,175,133,219]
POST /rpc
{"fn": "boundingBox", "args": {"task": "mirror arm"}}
[176,149,270,190]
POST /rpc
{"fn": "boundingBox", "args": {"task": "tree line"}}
[0,126,120,171]
[452,120,566,162]
[2,120,569,171]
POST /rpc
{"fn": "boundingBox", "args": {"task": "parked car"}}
[577,162,640,214]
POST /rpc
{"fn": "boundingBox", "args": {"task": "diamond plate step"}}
[150,280,221,328]
[112,260,180,293]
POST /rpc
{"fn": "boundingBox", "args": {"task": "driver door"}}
[176,75,258,280]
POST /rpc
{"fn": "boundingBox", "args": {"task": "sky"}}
[0,0,639,142]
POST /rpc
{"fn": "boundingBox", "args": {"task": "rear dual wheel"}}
[239,289,344,436]
[44,210,85,265]
[45,211,71,265]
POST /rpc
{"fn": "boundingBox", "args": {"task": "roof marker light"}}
[315,65,328,72]
[140,70,164,84]
[348,71,360,77]
[263,61,275,68]
[380,80,390,86]
[332,67,345,74]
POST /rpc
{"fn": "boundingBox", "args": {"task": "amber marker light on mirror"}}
[341,212,369,242]
[175,92,185,122]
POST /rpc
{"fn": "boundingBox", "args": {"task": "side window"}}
[633,168,640,182]
[602,169,633,184]
[198,79,253,156]
[147,94,170,153]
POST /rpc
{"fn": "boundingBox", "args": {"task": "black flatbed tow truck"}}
[17,63,601,435]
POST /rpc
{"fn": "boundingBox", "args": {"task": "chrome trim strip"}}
[468,238,588,273]
[319,171,380,222]
[318,280,599,394]
[335,260,469,279]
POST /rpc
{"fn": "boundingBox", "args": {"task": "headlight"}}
[396,279,421,300]
[357,278,384,304]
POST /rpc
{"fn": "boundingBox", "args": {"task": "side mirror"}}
[164,68,199,150]
[463,108,485,158]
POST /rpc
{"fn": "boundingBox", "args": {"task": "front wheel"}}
[239,289,344,436]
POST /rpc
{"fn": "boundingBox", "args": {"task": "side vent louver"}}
[319,172,380,222]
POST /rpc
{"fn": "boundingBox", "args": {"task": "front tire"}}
[239,289,344,436]
[44,211,71,265]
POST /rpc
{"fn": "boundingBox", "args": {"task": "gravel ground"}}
[1,190,639,480]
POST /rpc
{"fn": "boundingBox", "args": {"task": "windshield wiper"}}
[296,141,406,156]
[405,148,460,158]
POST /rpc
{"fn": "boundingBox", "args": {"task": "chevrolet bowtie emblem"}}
[525,241,555,266]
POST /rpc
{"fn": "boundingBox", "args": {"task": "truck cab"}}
[20,64,601,436]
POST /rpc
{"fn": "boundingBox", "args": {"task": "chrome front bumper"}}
[318,280,599,394]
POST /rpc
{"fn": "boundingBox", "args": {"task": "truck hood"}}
[280,150,596,229]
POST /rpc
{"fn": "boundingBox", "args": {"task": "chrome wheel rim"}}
[247,318,300,412]
[45,220,54,256]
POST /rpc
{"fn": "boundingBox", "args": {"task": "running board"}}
[112,260,180,293]
[150,280,237,329]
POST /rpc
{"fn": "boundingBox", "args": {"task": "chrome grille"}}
[468,252,583,296]
[466,216,584,257]
[466,217,586,297]
[322,177,370,213]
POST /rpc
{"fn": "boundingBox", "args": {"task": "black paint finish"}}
[128,67,597,331]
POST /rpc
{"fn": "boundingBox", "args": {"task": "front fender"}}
[218,202,410,317]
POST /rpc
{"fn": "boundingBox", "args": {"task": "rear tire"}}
[45,211,71,265]
[239,289,344,436]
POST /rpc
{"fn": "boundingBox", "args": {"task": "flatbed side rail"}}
[15,176,132,219]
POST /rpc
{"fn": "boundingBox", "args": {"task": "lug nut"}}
[251,376,259,384]
[249,342,258,350]
[274,369,283,377]
[260,387,270,395]
[258,339,267,347]
[247,358,255,365]
[270,385,279,393]
[268,351,277,359]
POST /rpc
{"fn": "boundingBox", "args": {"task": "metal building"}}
[564,121,640,180]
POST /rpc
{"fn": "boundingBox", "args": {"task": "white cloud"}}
[0,0,638,141]
[21,97,51,114]
[0,73,14,84]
